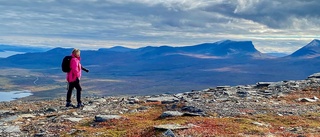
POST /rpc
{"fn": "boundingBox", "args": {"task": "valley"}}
[0,40,320,100]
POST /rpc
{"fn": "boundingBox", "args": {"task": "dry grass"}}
[7,80,320,136]
[58,98,320,136]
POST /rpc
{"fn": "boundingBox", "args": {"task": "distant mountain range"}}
[0,44,50,53]
[0,45,50,58]
[0,39,319,96]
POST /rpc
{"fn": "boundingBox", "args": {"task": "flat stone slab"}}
[82,105,97,111]
[154,124,189,130]
[0,125,20,133]
[299,98,318,102]
[0,110,11,115]
[256,82,275,87]
[93,98,107,103]
[183,112,203,117]
[146,97,179,104]
[20,114,36,118]
[65,117,83,122]
[252,121,270,127]
[0,115,19,122]
[95,115,122,122]
[160,111,183,118]
[216,86,231,89]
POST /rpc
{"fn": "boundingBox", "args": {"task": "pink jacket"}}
[66,54,82,82]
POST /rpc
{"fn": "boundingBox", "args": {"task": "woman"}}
[66,48,89,108]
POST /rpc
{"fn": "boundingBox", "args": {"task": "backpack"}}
[61,56,72,73]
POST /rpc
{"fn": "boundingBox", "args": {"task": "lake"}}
[0,90,32,102]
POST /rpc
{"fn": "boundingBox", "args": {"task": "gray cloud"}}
[231,0,320,29]
[0,0,319,53]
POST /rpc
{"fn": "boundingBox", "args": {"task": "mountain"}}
[131,40,270,60]
[1,40,320,97]
[288,39,320,58]
[0,44,50,53]
[107,46,134,52]
[178,40,268,58]
[0,45,51,58]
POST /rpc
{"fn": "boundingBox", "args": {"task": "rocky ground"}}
[2,73,320,136]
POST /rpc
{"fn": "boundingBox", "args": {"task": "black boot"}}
[66,102,75,107]
[77,102,84,108]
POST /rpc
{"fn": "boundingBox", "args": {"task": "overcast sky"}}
[0,0,319,53]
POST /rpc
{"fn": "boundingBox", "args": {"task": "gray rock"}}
[72,112,78,116]
[95,115,122,122]
[20,114,36,118]
[237,90,249,97]
[173,93,185,100]
[137,106,148,111]
[0,110,11,115]
[94,98,107,103]
[128,98,139,103]
[146,97,179,104]
[0,115,19,122]
[252,121,270,127]
[163,129,175,137]
[216,98,229,102]
[298,97,317,102]
[83,105,97,111]
[256,82,275,88]
[259,90,273,96]
[160,111,183,118]
[154,124,189,130]
[46,107,58,112]
[34,132,46,137]
[268,81,285,88]
[65,117,83,122]
[183,112,204,117]
[307,72,320,79]
[0,125,20,133]
[181,106,204,113]
[216,86,231,89]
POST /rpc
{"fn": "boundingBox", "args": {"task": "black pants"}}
[66,78,82,103]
